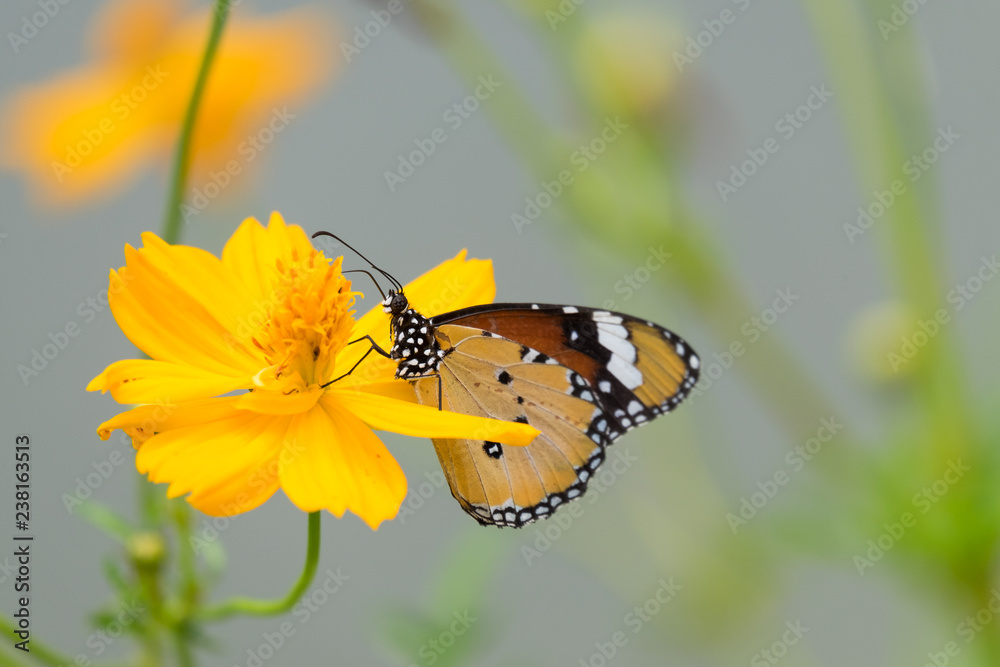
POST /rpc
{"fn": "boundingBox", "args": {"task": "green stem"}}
[0,617,72,667]
[799,0,969,458]
[168,500,199,666]
[174,632,195,667]
[198,512,321,621]
[161,0,232,244]
[170,500,200,616]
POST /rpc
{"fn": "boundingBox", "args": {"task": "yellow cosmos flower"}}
[2,0,336,206]
[87,213,538,529]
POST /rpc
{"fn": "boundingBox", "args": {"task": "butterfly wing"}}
[415,305,699,527]
[412,324,610,527]
[433,303,700,432]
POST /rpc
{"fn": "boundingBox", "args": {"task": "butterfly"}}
[314,233,700,528]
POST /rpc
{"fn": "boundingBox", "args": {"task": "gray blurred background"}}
[2,0,1000,665]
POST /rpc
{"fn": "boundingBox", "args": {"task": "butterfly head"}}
[382,290,409,316]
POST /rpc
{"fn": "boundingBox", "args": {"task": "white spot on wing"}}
[592,311,623,325]
[597,322,628,338]
[690,355,700,369]
[598,327,637,363]
[562,306,579,314]
[608,355,643,389]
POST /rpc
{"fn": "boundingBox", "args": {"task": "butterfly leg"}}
[322,335,392,387]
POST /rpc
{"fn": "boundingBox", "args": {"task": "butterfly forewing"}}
[433,303,700,432]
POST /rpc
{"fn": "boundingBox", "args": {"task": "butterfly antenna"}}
[343,269,387,300]
[312,231,403,292]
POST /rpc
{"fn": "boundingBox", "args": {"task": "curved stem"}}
[161,0,232,244]
[198,512,321,621]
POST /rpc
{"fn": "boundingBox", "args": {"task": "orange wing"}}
[412,325,610,526]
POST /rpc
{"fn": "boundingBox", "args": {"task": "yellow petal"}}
[108,235,263,376]
[403,249,496,318]
[233,385,322,415]
[330,386,539,446]
[342,380,419,404]
[221,213,318,308]
[279,396,406,529]
[96,398,234,444]
[132,400,288,516]
[87,358,249,403]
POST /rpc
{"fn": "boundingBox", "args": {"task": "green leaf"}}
[78,501,134,542]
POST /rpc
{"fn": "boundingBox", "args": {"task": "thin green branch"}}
[198,512,321,621]
[798,0,969,455]
[161,0,232,244]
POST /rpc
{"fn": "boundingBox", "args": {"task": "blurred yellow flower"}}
[2,0,337,207]
[87,213,538,529]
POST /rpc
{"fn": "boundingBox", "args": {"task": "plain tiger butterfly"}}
[314,232,700,528]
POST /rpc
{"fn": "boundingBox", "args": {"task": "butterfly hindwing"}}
[412,324,609,527]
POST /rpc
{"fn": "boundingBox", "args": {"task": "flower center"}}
[253,249,356,391]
